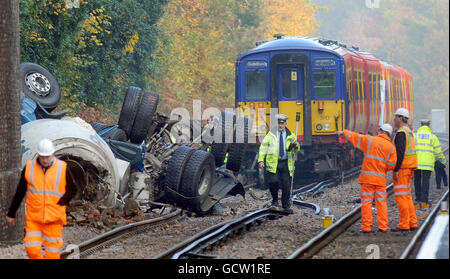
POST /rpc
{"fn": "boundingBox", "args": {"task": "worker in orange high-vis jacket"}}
[339,124,397,233]
[5,139,78,259]
[391,108,418,232]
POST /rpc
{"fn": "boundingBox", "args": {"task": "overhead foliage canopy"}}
[20,0,167,115]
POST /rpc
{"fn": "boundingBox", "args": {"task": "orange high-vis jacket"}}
[24,158,68,224]
[394,125,418,169]
[343,130,397,187]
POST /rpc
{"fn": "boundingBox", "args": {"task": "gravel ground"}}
[313,151,449,259]
[83,175,364,259]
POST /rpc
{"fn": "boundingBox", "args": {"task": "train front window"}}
[245,70,267,100]
[313,69,336,98]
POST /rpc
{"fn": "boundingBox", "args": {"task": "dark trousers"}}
[434,162,448,189]
[267,160,291,208]
[414,169,432,203]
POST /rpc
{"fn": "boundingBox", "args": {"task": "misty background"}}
[313,0,449,131]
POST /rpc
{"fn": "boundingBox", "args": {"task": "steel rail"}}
[400,145,449,259]
[288,182,394,259]
[288,145,449,259]
[61,208,182,259]
[155,208,287,259]
[399,189,449,259]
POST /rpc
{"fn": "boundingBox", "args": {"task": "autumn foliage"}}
[153,0,322,113]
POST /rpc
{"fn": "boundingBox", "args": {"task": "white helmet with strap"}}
[37,138,56,156]
[379,123,393,136]
[394,108,410,119]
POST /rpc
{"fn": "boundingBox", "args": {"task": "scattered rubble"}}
[66,199,148,231]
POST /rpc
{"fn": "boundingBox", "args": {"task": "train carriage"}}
[235,35,413,182]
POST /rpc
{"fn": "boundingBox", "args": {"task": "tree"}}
[153,0,322,113]
[20,0,168,115]
[0,0,24,242]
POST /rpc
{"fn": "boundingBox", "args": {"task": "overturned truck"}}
[20,62,246,216]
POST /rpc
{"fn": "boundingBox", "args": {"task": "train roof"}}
[237,35,409,75]
[237,36,343,60]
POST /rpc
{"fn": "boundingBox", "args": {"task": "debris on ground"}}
[66,199,149,231]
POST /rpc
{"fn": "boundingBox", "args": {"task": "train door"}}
[277,65,304,139]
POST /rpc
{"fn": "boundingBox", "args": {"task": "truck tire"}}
[210,143,228,167]
[164,146,196,193]
[20,62,61,111]
[118,86,143,138]
[91,122,108,133]
[129,90,159,144]
[179,150,215,211]
[226,116,250,172]
[102,127,127,141]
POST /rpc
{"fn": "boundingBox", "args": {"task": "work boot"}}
[390,227,410,232]
[359,230,372,234]
[377,229,388,233]
[282,207,294,214]
[421,202,430,209]
[410,227,418,232]
[269,201,278,210]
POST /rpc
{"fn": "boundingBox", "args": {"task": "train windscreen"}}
[313,69,336,98]
[245,70,267,100]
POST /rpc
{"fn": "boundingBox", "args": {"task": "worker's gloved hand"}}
[287,139,298,151]
[393,172,398,181]
[57,197,69,206]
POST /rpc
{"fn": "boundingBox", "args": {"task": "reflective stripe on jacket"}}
[257,129,300,176]
[394,126,417,169]
[25,158,68,224]
[415,125,446,171]
[343,129,397,187]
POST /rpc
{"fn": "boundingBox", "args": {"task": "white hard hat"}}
[379,123,393,136]
[394,108,410,119]
[37,138,55,156]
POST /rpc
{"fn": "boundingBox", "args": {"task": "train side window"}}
[313,69,336,98]
[245,70,267,100]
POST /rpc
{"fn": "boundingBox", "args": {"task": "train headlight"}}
[316,124,323,131]
[324,123,330,131]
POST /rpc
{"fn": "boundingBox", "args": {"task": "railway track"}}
[59,140,448,259]
[400,189,449,259]
[61,208,182,259]
[155,208,288,259]
[288,145,449,259]
[155,168,364,259]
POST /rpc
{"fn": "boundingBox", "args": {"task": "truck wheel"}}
[164,146,196,194]
[91,122,108,133]
[179,150,215,210]
[118,86,143,138]
[129,90,159,144]
[226,116,250,172]
[102,127,127,141]
[210,143,228,167]
[20,62,61,111]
